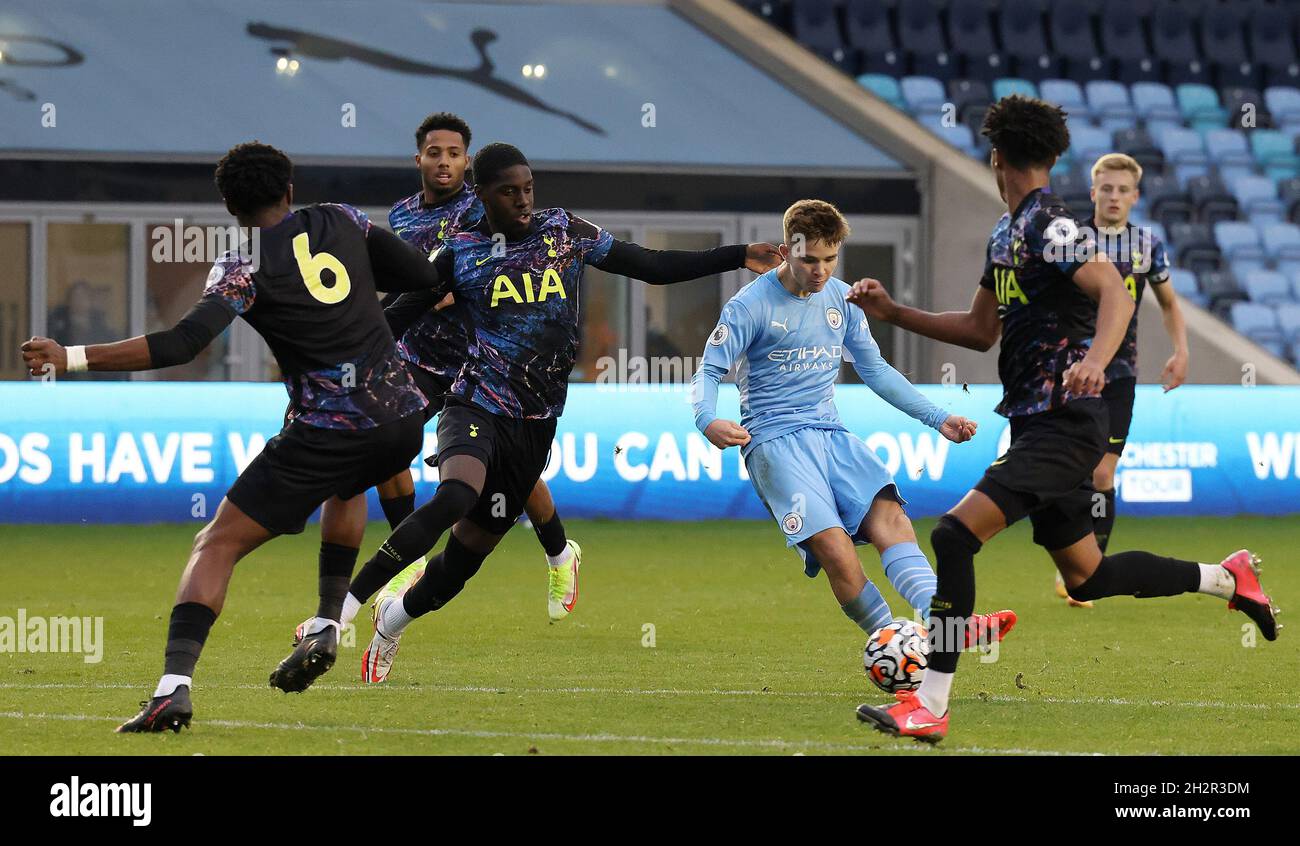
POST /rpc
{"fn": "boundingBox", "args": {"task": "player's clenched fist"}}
[704,419,751,450]
[744,243,782,274]
[938,415,977,444]
[21,337,67,377]
[1062,359,1105,397]
[846,278,898,321]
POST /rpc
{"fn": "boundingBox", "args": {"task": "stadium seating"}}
[1047,0,1110,81]
[998,0,1056,81]
[897,0,952,80]
[844,0,903,76]
[1101,0,1161,84]
[1169,267,1207,307]
[1231,302,1285,356]
[1152,4,1209,86]
[947,0,1003,83]
[1228,173,1287,222]
[1086,81,1137,132]
[858,73,904,109]
[1201,3,1258,90]
[1242,269,1292,304]
[791,0,853,73]
[730,0,1300,358]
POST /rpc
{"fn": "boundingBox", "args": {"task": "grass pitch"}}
[1,516,1297,755]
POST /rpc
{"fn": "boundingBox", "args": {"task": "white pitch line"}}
[1,681,1297,712]
[0,710,1100,756]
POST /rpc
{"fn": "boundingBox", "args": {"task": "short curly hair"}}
[415,112,472,150]
[981,95,1071,170]
[214,142,292,217]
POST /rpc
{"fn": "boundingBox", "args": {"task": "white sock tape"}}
[65,345,89,373]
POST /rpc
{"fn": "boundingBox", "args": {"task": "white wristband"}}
[65,345,89,373]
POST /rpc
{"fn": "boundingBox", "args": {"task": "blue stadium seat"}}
[791,0,855,73]
[998,0,1057,81]
[1047,0,1110,81]
[1226,173,1286,222]
[947,0,1004,83]
[1250,130,1300,179]
[1168,267,1208,307]
[1085,81,1136,131]
[1275,302,1300,347]
[1157,126,1209,167]
[1201,3,1259,90]
[844,0,904,75]
[1230,302,1284,350]
[901,75,947,113]
[1130,82,1183,124]
[1152,4,1210,86]
[1243,269,1292,304]
[920,114,978,156]
[1264,88,1300,127]
[1261,222,1300,263]
[1249,5,1300,88]
[898,0,954,80]
[1288,266,1300,300]
[1099,0,1160,84]
[992,77,1037,101]
[1069,124,1113,166]
[1176,84,1229,128]
[1202,127,1254,168]
[1040,79,1088,117]
[858,73,904,109]
[1215,220,1268,274]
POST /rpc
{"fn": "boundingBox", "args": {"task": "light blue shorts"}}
[744,427,903,578]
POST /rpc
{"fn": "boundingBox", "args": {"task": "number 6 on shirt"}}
[293,232,351,304]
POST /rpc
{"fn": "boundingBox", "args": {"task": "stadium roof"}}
[0,0,903,173]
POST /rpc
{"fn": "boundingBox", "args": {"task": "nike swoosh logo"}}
[905,715,943,730]
[475,256,492,266]
[1109,437,1125,444]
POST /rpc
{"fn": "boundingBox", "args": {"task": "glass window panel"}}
[838,242,896,384]
[142,224,230,381]
[573,228,633,382]
[0,223,30,380]
[641,229,723,380]
[46,222,130,381]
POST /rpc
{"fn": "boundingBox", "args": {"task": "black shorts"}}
[1102,376,1136,455]
[227,413,425,535]
[407,363,452,421]
[974,398,1108,550]
[434,396,556,535]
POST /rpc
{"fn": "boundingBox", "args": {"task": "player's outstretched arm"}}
[367,227,449,293]
[1150,278,1189,391]
[593,240,780,284]
[1064,256,1135,396]
[22,295,236,376]
[847,278,1001,352]
[691,300,754,450]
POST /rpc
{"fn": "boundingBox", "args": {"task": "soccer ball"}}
[863,620,929,693]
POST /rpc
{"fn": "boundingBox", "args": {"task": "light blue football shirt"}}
[691,270,949,456]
